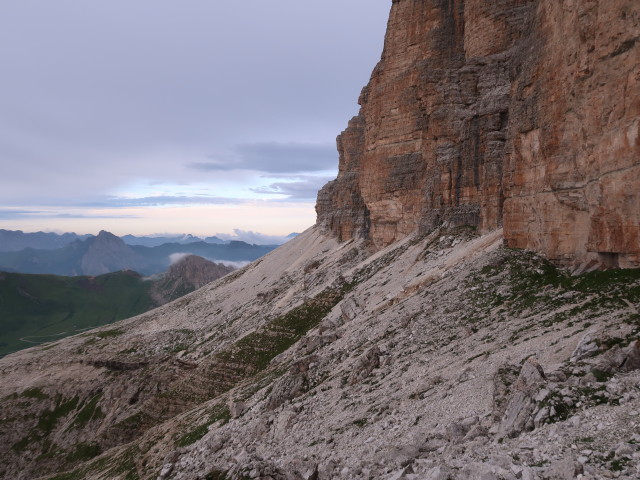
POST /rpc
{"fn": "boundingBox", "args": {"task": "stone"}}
[621,340,640,372]
[570,332,601,362]
[463,424,488,442]
[423,465,454,480]
[229,400,246,419]
[520,466,538,480]
[446,422,471,444]
[614,442,636,458]
[459,462,516,480]
[499,360,546,438]
[543,458,581,480]
[266,356,318,411]
[348,346,381,385]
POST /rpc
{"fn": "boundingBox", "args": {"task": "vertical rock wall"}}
[503,0,640,268]
[316,0,640,268]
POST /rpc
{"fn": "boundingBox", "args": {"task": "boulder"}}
[499,360,546,438]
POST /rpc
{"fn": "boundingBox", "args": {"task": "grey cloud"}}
[54,213,140,219]
[216,229,296,245]
[81,196,249,208]
[0,210,43,219]
[0,0,390,215]
[250,175,333,200]
[0,210,138,220]
[191,142,337,174]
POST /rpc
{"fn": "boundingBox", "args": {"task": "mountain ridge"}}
[0,230,295,252]
[0,227,638,479]
[0,232,277,276]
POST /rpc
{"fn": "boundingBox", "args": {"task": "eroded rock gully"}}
[316,0,640,269]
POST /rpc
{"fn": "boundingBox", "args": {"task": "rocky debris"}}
[492,365,521,421]
[221,458,292,480]
[228,400,246,419]
[543,457,582,480]
[340,296,361,323]
[266,356,318,411]
[1,227,639,480]
[620,341,640,372]
[347,346,380,385]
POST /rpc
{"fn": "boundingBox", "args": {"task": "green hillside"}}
[0,271,153,357]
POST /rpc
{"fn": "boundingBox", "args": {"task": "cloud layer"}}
[0,0,390,234]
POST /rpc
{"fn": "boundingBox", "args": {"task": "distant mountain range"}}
[0,230,278,276]
[0,229,296,251]
[0,255,234,357]
[120,234,225,247]
[0,230,92,251]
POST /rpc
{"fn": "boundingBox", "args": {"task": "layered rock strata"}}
[316,0,640,268]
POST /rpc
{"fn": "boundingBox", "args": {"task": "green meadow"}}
[0,271,153,357]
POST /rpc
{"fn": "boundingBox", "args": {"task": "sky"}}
[0,0,390,239]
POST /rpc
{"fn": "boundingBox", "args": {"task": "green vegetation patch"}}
[104,446,140,480]
[466,250,640,334]
[47,472,85,480]
[66,442,102,462]
[205,470,230,480]
[21,387,49,399]
[71,393,105,428]
[38,396,80,434]
[217,281,355,373]
[176,404,231,447]
[116,411,153,430]
[352,418,368,427]
[95,329,124,339]
[0,271,154,357]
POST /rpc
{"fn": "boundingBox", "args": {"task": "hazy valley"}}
[0,230,277,276]
[0,255,234,358]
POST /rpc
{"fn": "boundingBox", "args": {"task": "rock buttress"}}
[316,0,640,268]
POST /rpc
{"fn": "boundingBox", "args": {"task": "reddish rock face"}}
[317,0,640,268]
[503,0,640,268]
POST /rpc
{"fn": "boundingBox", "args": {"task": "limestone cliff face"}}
[316,0,640,268]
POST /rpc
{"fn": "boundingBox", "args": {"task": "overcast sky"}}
[0,0,390,238]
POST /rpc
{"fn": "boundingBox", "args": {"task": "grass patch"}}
[177,423,210,447]
[71,393,104,427]
[205,470,230,480]
[95,329,124,339]
[21,387,49,399]
[591,368,614,383]
[47,472,85,480]
[216,281,356,373]
[0,271,154,356]
[66,442,102,462]
[466,250,640,331]
[38,396,80,434]
[104,446,140,480]
[176,405,231,447]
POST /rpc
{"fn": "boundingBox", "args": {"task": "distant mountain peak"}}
[96,230,118,239]
[81,231,143,276]
[149,255,235,305]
